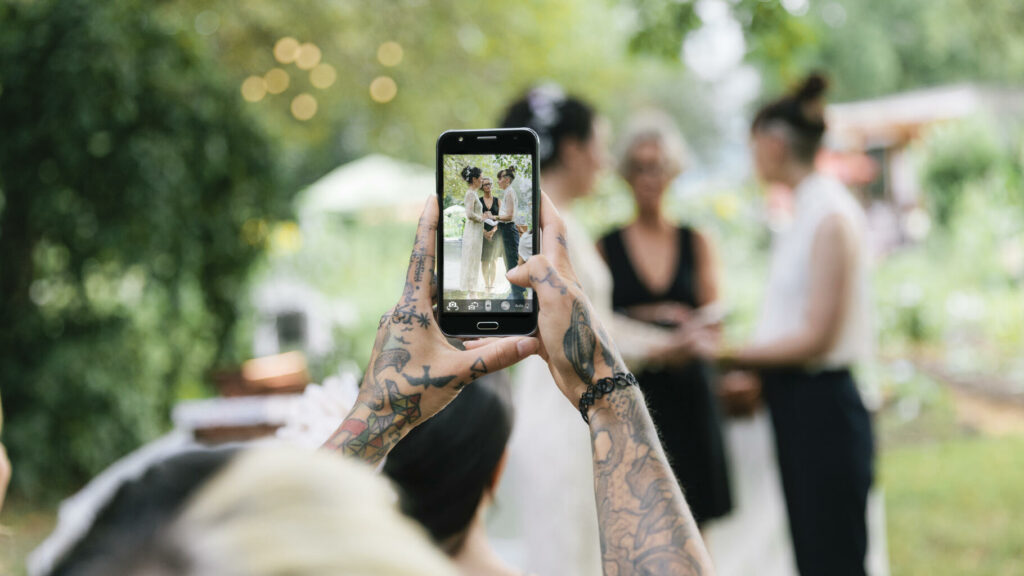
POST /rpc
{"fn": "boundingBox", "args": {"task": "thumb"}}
[459,336,539,379]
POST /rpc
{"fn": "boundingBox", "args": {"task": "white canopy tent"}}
[297,154,433,226]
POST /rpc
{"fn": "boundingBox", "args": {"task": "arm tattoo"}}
[563,299,597,384]
[596,324,618,370]
[589,386,712,575]
[324,379,423,464]
[403,365,457,388]
[373,348,411,377]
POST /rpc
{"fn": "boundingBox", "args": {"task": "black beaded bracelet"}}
[579,371,638,424]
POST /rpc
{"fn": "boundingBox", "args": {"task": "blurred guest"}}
[44,446,456,576]
[598,110,732,527]
[517,225,533,266]
[461,166,485,296]
[697,73,875,576]
[495,167,525,300]
[384,374,520,576]
[497,85,705,576]
[478,177,503,293]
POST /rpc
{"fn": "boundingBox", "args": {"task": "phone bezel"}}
[436,128,540,337]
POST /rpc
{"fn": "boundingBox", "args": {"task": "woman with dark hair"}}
[497,84,706,576]
[478,177,502,293]
[495,167,524,300]
[696,73,876,576]
[460,166,485,295]
[383,374,520,576]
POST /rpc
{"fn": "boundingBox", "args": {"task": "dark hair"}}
[501,84,595,170]
[497,165,516,182]
[461,166,482,183]
[751,73,829,162]
[50,447,241,576]
[383,373,513,555]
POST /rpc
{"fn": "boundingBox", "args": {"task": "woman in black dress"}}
[598,111,732,526]
[478,177,502,292]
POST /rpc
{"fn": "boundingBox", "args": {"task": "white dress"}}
[460,189,484,293]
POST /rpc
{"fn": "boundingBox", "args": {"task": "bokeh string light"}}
[264,68,290,95]
[241,76,268,102]
[291,93,318,121]
[241,36,338,118]
[310,64,337,89]
[369,76,398,103]
[377,41,403,67]
[296,43,322,70]
[274,37,300,64]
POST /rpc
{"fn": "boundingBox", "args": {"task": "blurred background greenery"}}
[1,0,1023,574]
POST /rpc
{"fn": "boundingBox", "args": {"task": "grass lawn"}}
[882,435,1024,576]
[878,378,1024,576]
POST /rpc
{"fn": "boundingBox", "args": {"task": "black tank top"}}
[600,226,698,316]
[480,196,499,231]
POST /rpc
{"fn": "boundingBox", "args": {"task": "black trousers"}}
[761,368,875,576]
[498,222,524,299]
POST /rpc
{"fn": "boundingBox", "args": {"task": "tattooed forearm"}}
[589,385,713,575]
[324,379,423,464]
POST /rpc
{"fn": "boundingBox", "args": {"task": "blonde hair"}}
[162,446,457,576]
[615,109,690,180]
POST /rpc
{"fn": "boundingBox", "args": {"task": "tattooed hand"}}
[323,196,540,464]
[472,192,626,409]
[472,192,715,576]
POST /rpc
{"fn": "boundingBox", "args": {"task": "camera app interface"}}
[442,154,533,313]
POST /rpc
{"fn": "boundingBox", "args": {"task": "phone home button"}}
[476,321,499,331]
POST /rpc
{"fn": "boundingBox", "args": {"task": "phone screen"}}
[440,153,534,313]
[436,129,539,337]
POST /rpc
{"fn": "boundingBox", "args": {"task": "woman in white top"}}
[494,85,704,576]
[460,166,485,296]
[495,167,525,301]
[697,73,875,576]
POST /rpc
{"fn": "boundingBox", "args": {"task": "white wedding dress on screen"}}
[460,189,484,293]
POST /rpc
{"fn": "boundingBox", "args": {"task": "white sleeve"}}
[499,189,514,218]
[464,192,482,222]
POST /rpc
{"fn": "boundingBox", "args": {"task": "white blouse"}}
[754,172,872,368]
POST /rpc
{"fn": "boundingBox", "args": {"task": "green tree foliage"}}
[626,0,1024,103]
[0,0,287,497]
[917,118,1008,227]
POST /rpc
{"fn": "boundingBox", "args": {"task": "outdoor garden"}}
[2,0,1023,574]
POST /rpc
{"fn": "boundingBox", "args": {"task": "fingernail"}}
[517,338,539,357]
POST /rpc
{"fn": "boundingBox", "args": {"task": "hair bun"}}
[506,165,516,174]
[461,167,472,180]
[794,72,828,102]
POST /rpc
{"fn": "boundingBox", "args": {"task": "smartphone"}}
[436,128,540,337]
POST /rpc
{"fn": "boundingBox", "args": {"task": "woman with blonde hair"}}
[41,446,456,576]
[598,109,733,528]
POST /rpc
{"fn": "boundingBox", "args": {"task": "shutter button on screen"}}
[476,321,499,331]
